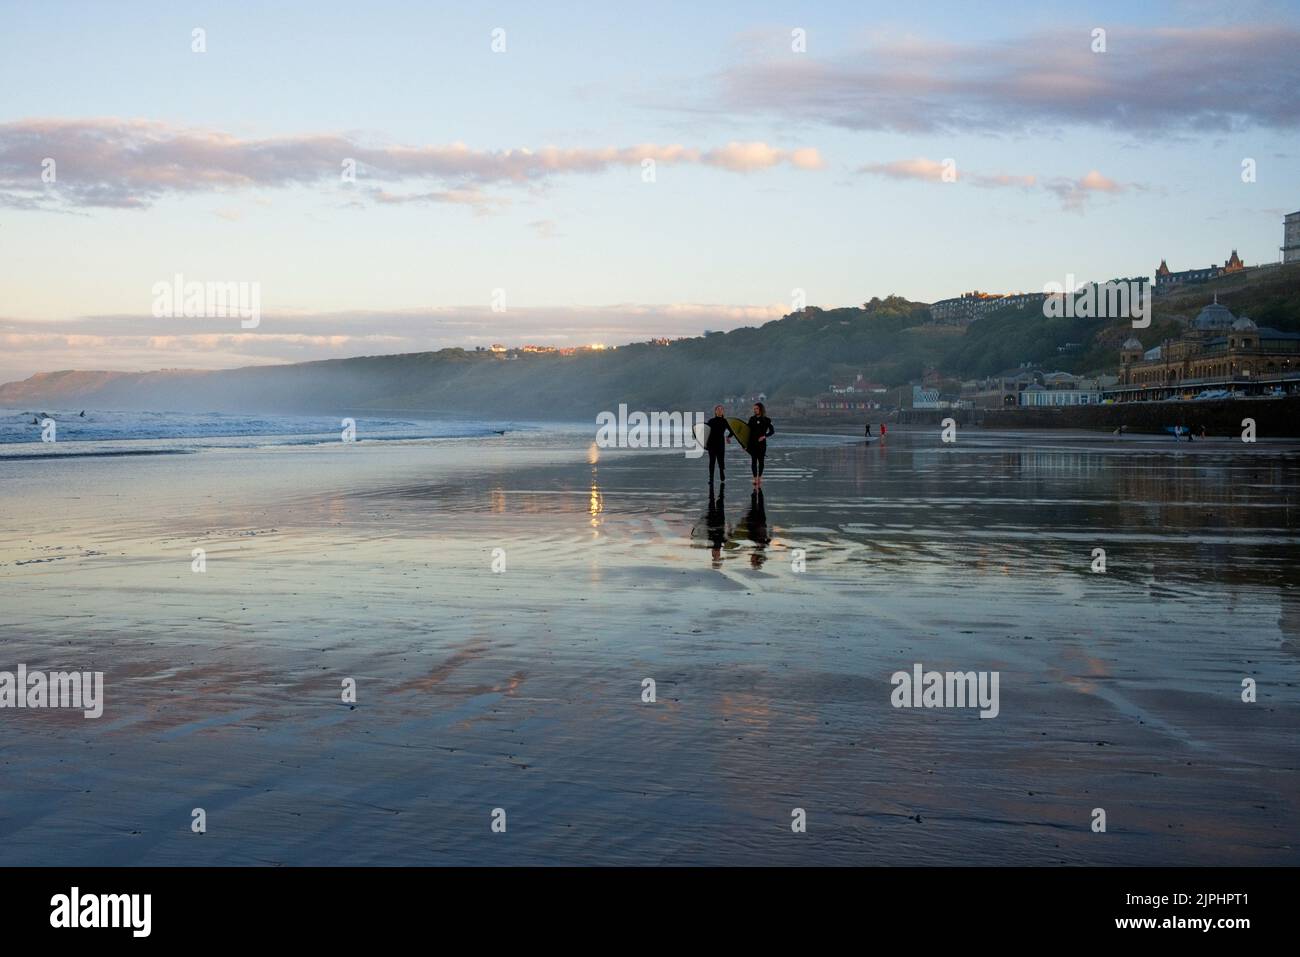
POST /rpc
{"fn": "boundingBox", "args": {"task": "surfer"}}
[746,402,775,487]
[704,405,735,485]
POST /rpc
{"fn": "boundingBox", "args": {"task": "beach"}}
[1,424,1297,865]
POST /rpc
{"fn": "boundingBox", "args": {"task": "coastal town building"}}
[930,290,1048,325]
[1285,211,1300,265]
[960,368,1115,408]
[1154,249,1251,293]
[909,385,969,409]
[1018,382,1101,406]
[827,374,886,395]
[1112,298,1300,399]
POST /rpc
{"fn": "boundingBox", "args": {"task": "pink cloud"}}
[0,119,824,211]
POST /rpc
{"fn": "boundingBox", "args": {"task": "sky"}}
[1,0,1298,383]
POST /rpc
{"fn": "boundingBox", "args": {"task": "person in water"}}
[703,404,735,485]
[746,402,775,487]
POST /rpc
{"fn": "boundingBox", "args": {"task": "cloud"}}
[709,26,1300,134]
[369,185,507,213]
[858,157,1128,209]
[702,141,825,171]
[969,172,1038,189]
[857,158,952,182]
[0,119,823,211]
[1042,170,1131,210]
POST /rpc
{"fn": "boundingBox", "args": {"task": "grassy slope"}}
[3,269,1298,416]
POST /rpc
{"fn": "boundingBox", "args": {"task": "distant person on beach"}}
[1199,425,1208,439]
[880,423,888,438]
[746,402,775,487]
[703,405,735,485]
[865,422,872,437]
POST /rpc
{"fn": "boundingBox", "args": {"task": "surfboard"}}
[727,417,752,452]
[692,421,710,447]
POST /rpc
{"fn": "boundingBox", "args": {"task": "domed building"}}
[1189,298,1236,333]
[1115,298,1300,397]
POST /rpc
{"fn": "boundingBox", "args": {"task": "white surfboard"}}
[692,421,710,447]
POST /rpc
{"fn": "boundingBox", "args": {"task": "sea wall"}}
[981,396,1300,436]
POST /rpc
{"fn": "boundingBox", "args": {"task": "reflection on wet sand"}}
[737,490,771,568]
[3,428,1296,865]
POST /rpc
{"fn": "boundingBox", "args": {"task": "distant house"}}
[828,373,887,395]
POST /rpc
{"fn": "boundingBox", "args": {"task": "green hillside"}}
[5,268,1299,417]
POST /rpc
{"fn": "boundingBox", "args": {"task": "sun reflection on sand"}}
[587,442,604,529]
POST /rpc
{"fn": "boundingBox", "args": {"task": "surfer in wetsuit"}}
[704,405,735,485]
[746,402,775,487]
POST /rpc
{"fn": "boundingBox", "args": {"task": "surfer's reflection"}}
[738,489,771,568]
[690,487,730,567]
[693,488,774,568]
[705,487,728,567]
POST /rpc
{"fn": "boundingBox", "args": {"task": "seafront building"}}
[1110,299,1300,400]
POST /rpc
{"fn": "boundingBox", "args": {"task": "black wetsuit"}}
[746,415,775,477]
[704,415,734,483]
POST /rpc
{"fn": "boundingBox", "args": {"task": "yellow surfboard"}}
[727,417,752,452]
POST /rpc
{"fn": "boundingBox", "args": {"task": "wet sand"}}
[1,428,1298,865]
